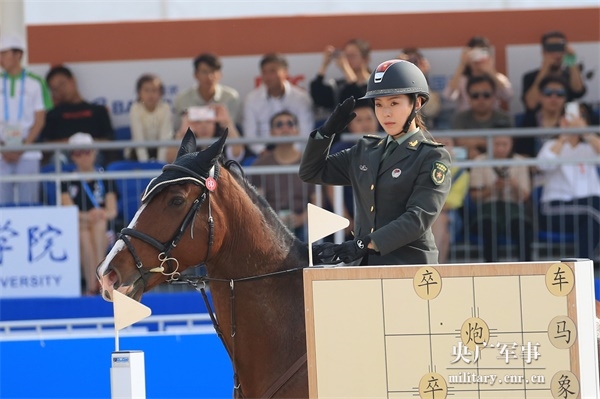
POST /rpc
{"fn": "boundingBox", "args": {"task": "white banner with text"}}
[0,206,80,298]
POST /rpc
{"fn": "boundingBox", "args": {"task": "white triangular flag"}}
[307,204,349,266]
[113,290,152,331]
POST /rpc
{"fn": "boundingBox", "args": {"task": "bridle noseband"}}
[117,164,218,287]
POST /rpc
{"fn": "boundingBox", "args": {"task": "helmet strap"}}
[394,94,419,138]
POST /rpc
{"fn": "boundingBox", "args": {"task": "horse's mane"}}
[222,159,303,249]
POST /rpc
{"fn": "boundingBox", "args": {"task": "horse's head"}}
[97,128,227,301]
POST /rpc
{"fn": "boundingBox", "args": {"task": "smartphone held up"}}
[564,102,580,122]
[188,106,216,122]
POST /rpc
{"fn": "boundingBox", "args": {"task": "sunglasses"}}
[543,42,565,53]
[469,91,493,100]
[542,88,567,98]
[274,120,296,129]
[71,150,92,157]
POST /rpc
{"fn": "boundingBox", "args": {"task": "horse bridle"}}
[117,163,218,287]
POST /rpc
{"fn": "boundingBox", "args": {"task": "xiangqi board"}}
[303,261,599,399]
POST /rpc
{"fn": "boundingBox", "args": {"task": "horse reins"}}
[180,269,306,399]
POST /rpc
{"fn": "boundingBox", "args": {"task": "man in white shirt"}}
[173,53,241,130]
[243,53,314,155]
[0,33,52,205]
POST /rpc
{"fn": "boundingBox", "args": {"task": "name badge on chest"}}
[3,124,23,147]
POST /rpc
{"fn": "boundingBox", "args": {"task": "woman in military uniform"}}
[300,59,451,265]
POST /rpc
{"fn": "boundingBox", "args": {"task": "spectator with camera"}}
[514,76,568,158]
[444,36,513,112]
[521,31,586,112]
[310,39,371,118]
[173,52,242,130]
[536,103,600,269]
[167,104,248,164]
[451,74,512,159]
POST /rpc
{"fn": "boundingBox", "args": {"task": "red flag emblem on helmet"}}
[374,59,401,83]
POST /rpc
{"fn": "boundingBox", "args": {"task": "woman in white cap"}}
[61,132,117,295]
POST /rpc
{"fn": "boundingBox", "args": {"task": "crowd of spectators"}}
[1,29,598,283]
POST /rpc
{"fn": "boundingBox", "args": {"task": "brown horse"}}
[98,129,310,398]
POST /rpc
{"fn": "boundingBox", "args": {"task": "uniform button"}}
[370,184,374,190]
[370,206,374,212]
[370,228,374,233]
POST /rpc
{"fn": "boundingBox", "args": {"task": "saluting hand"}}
[318,97,357,138]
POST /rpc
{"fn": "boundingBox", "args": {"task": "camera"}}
[469,48,489,62]
[187,106,216,122]
[543,42,565,53]
[494,167,509,179]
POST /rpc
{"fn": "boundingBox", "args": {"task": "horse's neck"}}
[205,171,308,396]
[209,172,306,278]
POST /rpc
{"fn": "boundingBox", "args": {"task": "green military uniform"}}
[300,129,451,265]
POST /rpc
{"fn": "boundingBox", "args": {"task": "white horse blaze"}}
[98,204,147,287]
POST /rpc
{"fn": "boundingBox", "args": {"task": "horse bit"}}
[117,163,219,287]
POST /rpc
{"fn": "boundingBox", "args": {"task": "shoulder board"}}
[362,134,382,140]
[422,139,444,147]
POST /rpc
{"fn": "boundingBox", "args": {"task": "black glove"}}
[318,97,357,138]
[312,242,341,265]
[333,237,373,264]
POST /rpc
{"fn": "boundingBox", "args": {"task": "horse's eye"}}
[170,196,185,206]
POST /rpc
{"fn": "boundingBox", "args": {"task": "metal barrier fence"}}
[1,126,599,275]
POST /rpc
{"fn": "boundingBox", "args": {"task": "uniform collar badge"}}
[409,139,419,147]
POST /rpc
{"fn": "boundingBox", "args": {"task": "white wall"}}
[27,41,599,129]
[24,0,600,25]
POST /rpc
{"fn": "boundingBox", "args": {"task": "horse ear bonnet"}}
[177,128,198,158]
[141,129,229,202]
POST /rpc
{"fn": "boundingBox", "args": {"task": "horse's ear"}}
[177,128,197,159]
[196,128,228,168]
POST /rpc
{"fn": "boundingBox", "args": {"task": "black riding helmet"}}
[360,59,430,134]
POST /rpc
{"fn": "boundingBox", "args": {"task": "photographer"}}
[536,103,600,268]
[167,105,249,164]
[443,36,513,113]
[521,30,586,112]
[310,39,371,120]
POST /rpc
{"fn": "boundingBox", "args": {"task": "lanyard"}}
[3,70,26,122]
[82,179,104,209]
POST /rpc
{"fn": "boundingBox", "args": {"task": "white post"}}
[111,291,152,399]
[110,351,146,399]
